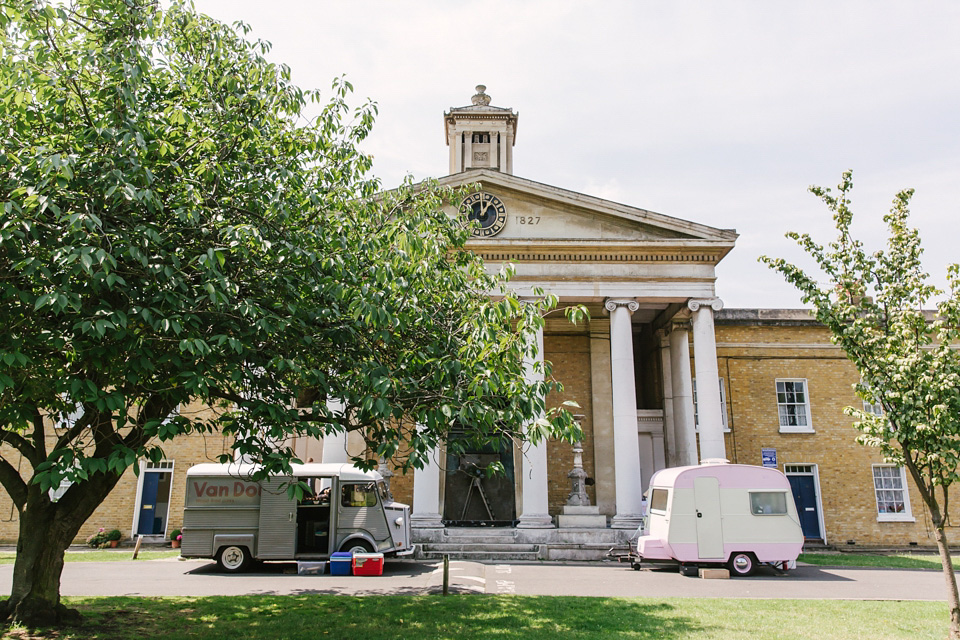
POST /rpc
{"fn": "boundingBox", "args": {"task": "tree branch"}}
[0,456,29,511]
[0,428,42,467]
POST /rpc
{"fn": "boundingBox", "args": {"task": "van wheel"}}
[340,540,373,555]
[727,552,757,577]
[217,545,251,573]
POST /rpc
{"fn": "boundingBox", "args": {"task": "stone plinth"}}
[557,505,607,528]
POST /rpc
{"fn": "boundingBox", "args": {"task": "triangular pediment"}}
[437,170,738,250]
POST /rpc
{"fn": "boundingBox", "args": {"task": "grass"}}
[0,596,948,640]
[0,550,181,564]
[798,552,953,570]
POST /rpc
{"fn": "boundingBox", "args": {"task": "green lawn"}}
[798,552,952,570]
[1,596,948,640]
[0,550,180,564]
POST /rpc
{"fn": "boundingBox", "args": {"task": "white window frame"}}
[131,460,176,538]
[693,377,729,432]
[784,463,827,543]
[776,378,814,433]
[872,464,915,522]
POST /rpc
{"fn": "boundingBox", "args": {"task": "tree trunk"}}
[2,500,81,626]
[933,524,960,639]
[2,470,125,626]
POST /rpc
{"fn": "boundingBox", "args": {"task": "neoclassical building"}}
[0,87,946,555]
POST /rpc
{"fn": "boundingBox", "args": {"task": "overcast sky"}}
[193,1,960,308]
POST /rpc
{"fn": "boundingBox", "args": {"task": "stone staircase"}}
[413,526,635,562]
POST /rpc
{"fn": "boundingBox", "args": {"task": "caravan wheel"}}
[727,552,757,577]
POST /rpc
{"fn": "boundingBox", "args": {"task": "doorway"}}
[133,461,174,536]
[785,464,825,542]
[443,434,516,526]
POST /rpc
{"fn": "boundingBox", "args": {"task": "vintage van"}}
[181,462,411,572]
[635,461,803,576]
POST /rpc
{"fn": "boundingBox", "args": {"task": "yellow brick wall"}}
[0,400,232,544]
[3,320,952,548]
[544,332,595,515]
[715,322,958,547]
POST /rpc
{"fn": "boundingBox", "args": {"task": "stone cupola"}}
[444,85,519,175]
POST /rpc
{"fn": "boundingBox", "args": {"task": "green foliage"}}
[84,528,109,549]
[0,0,580,510]
[761,171,960,505]
[169,529,180,542]
[104,529,121,542]
[761,170,960,636]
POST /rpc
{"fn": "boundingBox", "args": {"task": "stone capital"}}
[604,298,639,314]
[687,298,723,313]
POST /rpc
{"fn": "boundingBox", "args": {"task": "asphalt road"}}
[0,558,946,601]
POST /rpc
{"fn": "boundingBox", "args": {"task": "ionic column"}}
[517,317,553,528]
[411,433,444,528]
[689,298,726,461]
[657,330,677,468]
[606,298,644,529]
[669,324,697,466]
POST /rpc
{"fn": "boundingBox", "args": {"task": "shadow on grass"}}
[7,596,709,640]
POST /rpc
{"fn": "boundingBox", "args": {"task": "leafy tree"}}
[762,171,960,638]
[0,0,580,624]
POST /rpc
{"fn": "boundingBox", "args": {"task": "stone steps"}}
[419,545,542,562]
[411,525,636,562]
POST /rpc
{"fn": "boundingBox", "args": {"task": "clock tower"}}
[445,85,518,175]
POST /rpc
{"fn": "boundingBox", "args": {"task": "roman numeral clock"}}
[461,192,507,237]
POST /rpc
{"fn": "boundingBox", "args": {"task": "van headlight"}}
[394,517,404,527]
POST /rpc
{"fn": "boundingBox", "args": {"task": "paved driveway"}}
[0,558,945,600]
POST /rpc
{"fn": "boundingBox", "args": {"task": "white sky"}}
[193,0,960,308]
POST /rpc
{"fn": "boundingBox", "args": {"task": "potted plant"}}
[170,529,182,549]
[86,528,108,549]
[105,529,122,548]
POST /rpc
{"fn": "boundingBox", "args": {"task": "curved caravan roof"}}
[649,463,790,490]
[187,462,383,483]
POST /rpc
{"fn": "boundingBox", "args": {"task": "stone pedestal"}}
[557,505,607,528]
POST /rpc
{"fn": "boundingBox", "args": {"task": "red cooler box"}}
[352,552,384,576]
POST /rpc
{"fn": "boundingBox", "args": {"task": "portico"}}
[298,87,738,553]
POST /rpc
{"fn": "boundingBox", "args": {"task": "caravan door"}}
[694,476,724,559]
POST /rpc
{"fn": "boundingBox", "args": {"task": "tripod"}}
[461,474,495,521]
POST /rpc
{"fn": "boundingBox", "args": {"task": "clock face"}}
[460,192,507,237]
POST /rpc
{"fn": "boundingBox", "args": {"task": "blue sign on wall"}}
[761,448,777,468]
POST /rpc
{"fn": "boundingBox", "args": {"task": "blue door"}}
[788,474,822,540]
[137,473,161,535]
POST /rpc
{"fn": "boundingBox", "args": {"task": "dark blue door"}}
[788,475,822,539]
[137,473,160,535]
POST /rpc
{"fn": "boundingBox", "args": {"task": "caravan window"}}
[750,491,788,515]
[650,488,669,512]
[341,482,378,508]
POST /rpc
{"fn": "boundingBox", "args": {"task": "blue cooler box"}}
[330,552,353,576]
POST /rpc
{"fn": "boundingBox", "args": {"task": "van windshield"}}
[341,482,378,508]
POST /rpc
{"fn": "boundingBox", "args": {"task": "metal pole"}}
[442,554,449,596]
